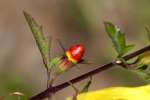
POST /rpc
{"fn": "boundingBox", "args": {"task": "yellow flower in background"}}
[66,85,150,100]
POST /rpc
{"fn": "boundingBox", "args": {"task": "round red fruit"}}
[68,44,85,62]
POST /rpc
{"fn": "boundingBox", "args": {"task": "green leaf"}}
[80,77,92,93]
[134,69,150,80]
[23,11,50,68]
[137,65,148,71]
[104,21,134,57]
[124,44,135,54]
[48,56,62,70]
[138,51,150,66]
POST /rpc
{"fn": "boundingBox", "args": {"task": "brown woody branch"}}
[30,45,150,100]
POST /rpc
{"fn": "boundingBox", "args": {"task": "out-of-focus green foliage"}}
[5,94,28,100]
[130,29,150,80]
[104,22,134,57]
[0,72,35,100]
[133,51,150,80]
[137,51,150,69]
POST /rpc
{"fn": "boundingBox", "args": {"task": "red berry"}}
[68,44,85,62]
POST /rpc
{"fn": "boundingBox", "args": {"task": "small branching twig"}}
[23,11,150,100]
[30,45,150,100]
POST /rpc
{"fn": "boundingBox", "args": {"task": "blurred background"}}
[0,0,150,99]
